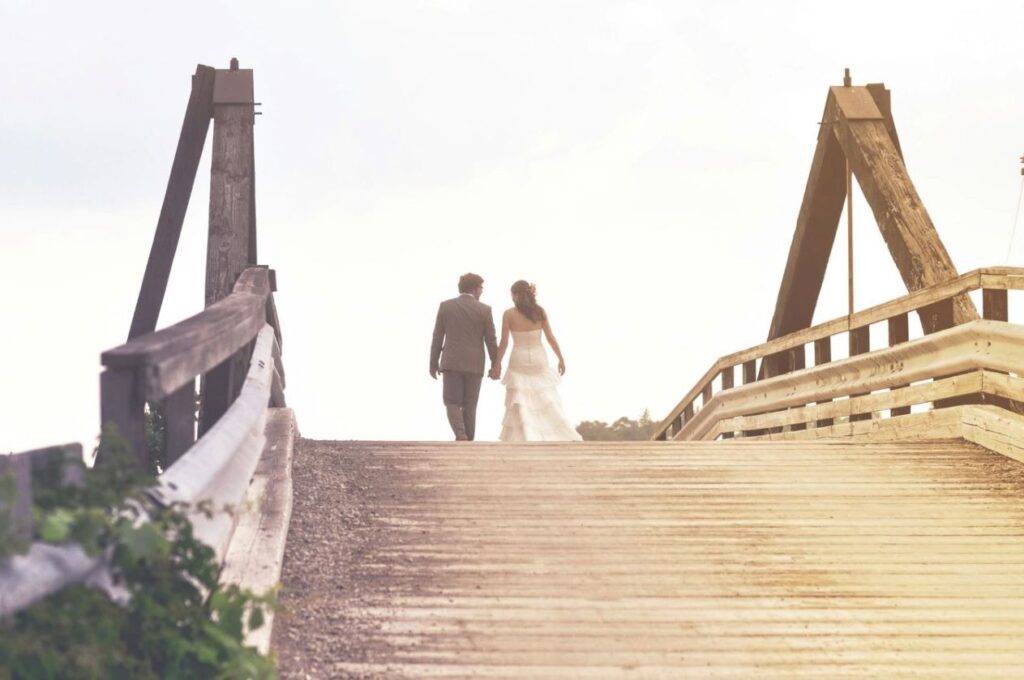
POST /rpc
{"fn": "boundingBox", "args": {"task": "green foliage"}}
[0,474,26,559]
[576,409,657,441]
[145,403,167,476]
[0,426,277,679]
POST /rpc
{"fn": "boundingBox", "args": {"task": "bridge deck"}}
[273,440,1024,678]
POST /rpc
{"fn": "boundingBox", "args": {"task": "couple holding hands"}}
[429,273,582,442]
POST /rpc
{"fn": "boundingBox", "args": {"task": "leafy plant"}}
[576,409,657,441]
[0,426,277,679]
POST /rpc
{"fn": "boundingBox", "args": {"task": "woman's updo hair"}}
[511,280,546,323]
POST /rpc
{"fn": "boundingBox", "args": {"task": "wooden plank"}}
[102,288,265,401]
[154,325,276,562]
[766,96,847,340]
[720,366,734,390]
[701,382,712,407]
[813,337,834,428]
[100,368,146,468]
[984,288,1009,321]
[743,360,756,385]
[221,408,296,654]
[718,371,987,436]
[274,437,1024,675]
[653,268,1017,441]
[848,325,871,422]
[725,269,988,369]
[865,83,903,158]
[163,379,196,467]
[128,64,216,341]
[203,81,256,433]
[676,320,1024,441]
[888,313,911,416]
[829,96,977,330]
[206,99,255,307]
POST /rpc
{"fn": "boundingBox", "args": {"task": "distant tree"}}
[576,409,657,441]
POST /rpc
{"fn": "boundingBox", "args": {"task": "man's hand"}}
[488,365,501,380]
[430,368,440,380]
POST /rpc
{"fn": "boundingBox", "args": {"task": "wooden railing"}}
[0,62,290,617]
[100,266,285,470]
[652,266,1024,442]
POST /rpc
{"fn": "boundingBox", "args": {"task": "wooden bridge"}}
[4,64,1024,677]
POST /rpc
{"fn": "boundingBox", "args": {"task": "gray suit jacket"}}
[430,294,498,376]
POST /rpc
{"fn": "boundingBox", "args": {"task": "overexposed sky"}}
[3,0,1024,452]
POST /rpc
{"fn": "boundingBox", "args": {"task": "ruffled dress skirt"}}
[499,330,583,442]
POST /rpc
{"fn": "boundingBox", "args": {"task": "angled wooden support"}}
[128,65,216,341]
[828,86,977,331]
[767,79,977,346]
[767,96,848,340]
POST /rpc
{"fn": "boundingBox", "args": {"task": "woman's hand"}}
[557,359,566,376]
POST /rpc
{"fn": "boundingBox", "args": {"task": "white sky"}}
[3,0,1024,453]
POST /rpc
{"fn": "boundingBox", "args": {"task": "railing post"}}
[743,360,756,385]
[720,367,735,439]
[848,326,871,422]
[813,337,833,428]
[100,367,147,468]
[163,380,197,467]
[983,289,1008,321]
[200,62,256,435]
[888,313,911,416]
[920,298,955,334]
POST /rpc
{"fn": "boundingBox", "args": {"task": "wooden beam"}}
[888,313,911,416]
[848,325,871,422]
[202,66,256,434]
[983,288,1008,321]
[163,380,196,466]
[865,83,903,159]
[100,368,147,468]
[767,97,847,340]
[829,88,977,331]
[128,65,215,341]
[813,337,833,427]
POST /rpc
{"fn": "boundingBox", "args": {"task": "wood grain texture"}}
[128,64,215,341]
[651,267,1023,441]
[102,266,269,402]
[675,320,1024,442]
[830,100,976,329]
[767,96,847,341]
[273,439,1024,678]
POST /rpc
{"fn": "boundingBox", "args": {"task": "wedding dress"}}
[499,329,583,441]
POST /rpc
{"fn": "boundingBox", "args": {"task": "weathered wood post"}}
[200,59,257,435]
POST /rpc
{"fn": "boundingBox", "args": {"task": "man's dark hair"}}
[458,273,484,294]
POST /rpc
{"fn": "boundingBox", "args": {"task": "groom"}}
[430,273,499,441]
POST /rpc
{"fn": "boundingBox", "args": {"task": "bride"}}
[489,280,582,442]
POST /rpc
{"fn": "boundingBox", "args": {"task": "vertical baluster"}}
[814,337,833,428]
[100,367,147,468]
[848,326,871,422]
[719,367,735,439]
[743,360,756,385]
[888,313,911,416]
[983,289,1008,321]
[164,379,197,467]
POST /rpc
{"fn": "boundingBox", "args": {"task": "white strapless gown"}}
[500,329,583,442]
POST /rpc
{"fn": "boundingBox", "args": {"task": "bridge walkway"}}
[272,439,1024,678]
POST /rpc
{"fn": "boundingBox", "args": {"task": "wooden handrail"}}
[100,266,283,466]
[652,266,1024,441]
[103,267,271,401]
